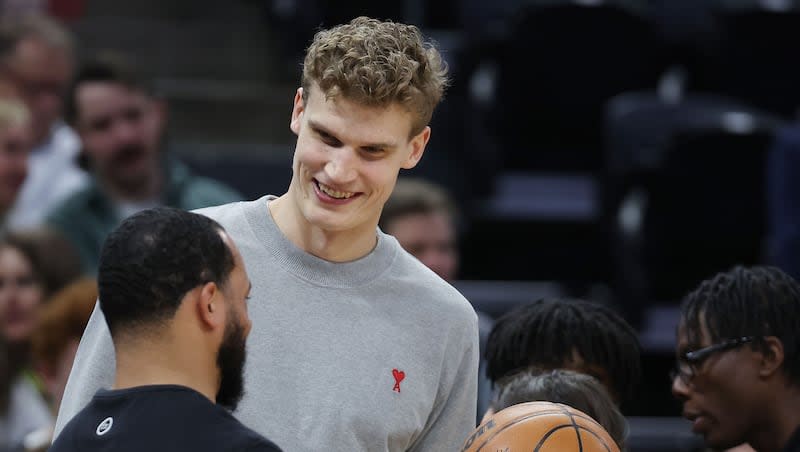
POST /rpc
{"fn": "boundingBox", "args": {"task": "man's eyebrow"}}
[308,119,397,150]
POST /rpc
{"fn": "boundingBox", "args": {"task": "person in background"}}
[491,367,628,450]
[672,266,800,452]
[0,227,82,450]
[49,207,281,451]
[485,298,641,412]
[31,277,96,412]
[47,52,242,272]
[13,277,96,452]
[379,177,460,282]
[380,177,494,421]
[0,14,87,229]
[0,95,32,226]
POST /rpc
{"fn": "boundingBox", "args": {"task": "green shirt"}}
[46,157,242,273]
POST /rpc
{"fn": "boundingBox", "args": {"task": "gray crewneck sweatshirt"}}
[54,196,479,451]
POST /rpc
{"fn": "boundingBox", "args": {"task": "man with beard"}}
[49,207,281,452]
[45,53,241,273]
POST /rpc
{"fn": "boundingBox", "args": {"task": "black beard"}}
[215,316,247,411]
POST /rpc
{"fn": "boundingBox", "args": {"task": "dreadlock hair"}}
[680,265,800,385]
[484,298,641,403]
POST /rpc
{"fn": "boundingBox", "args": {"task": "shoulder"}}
[188,398,282,452]
[181,174,243,205]
[46,186,96,223]
[382,233,478,327]
[192,198,254,231]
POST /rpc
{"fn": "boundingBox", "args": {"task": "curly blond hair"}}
[302,16,449,136]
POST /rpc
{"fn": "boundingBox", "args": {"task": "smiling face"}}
[286,84,430,239]
[0,245,44,344]
[672,319,763,450]
[0,119,31,213]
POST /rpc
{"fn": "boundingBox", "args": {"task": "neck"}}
[269,194,378,262]
[113,335,217,404]
[749,386,800,452]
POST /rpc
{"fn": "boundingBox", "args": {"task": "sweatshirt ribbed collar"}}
[244,195,397,288]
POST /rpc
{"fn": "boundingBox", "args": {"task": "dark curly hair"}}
[485,298,641,403]
[680,265,800,385]
[98,207,234,337]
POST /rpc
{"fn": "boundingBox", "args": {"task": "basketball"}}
[461,401,620,452]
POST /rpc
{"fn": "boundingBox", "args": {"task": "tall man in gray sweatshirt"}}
[54,16,479,452]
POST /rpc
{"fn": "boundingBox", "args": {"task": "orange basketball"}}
[461,401,620,452]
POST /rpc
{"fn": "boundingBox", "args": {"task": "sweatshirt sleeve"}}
[52,302,116,439]
[409,310,479,452]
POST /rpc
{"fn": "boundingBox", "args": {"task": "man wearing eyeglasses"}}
[672,265,800,452]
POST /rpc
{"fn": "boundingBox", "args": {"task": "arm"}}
[410,312,479,452]
[52,302,116,439]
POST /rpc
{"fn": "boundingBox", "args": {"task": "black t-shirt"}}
[50,385,282,452]
[784,426,800,452]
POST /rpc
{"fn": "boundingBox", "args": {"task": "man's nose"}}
[324,148,358,184]
[671,372,691,401]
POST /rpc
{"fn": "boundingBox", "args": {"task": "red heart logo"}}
[392,368,405,382]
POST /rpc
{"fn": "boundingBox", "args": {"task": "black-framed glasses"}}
[670,336,757,386]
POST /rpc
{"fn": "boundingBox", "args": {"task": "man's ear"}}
[197,281,223,330]
[401,126,430,170]
[290,87,305,136]
[758,336,785,379]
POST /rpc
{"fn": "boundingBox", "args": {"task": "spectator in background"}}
[672,266,800,452]
[0,14,87,229]
[379,177,460,282]
[0,95,32,225]
[485,298,641,410]
[0,227,82,450]
[47,52,242,273]
[492,368,628,450]
[49,207,281,452]
[13,277,96,452]
[380,177,494,420]
[31,277,95,413]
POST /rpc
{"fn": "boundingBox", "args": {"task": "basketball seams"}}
[465,402,618,452]
[533,424,584,452]
[558,403,585,452]
[471,410,569,451]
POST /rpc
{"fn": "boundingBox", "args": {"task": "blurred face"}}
[215,233,252,411]
[385,211,458,281]
[287,84,429,237]
[0,121,31,212]
[74,82,163,193]
[0,245,43,343]
[7,38,71,144]
[672,320,761,450]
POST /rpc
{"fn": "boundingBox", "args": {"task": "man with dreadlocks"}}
[672,266,800,452]
[483,297,641,416]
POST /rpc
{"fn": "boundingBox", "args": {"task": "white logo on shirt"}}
[96,417,113,436]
